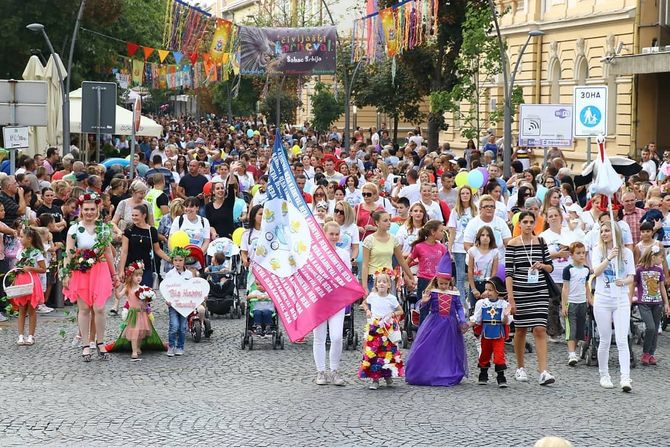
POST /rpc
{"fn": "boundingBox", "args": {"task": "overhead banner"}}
[239,26,337,75]
[252,130,364,341]
[209,19,234,64]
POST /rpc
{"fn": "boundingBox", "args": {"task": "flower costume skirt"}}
[106,308,166,352]
[10,272,44,308]
[358,318,404,380]
[63,262,113,308]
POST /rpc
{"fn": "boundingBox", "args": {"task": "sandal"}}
[109,308,118,316]
[130,354,141,362]
[82,347,92,362]
[96,342,110,360]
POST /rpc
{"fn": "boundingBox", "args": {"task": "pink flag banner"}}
[252,131,365,341]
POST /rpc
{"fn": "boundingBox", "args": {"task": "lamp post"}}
[26,23,68,154]
[344,56,367,151]
[487,0,544,177]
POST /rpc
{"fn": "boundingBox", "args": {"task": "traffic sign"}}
[2,126,29,149]
[81,81,117,134]
[518,104,573,147]
[573,86,608,137]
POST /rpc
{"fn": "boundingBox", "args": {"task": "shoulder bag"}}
[539,237,561,301]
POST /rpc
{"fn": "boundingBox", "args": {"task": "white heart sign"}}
[159,277,211,318]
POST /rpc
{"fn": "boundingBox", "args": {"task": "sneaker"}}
[71,334,82,348]
[36,304,53,314]
[568,353,579,367]
[538,370,555,386]
[330,370,345,386]
[640,353,650,366]
[620,378,632,393]
[411,309,420,327]
[496,373,508,388]
[315,371,328,385]
[25,335,34,346]
[548,336,563,343]
[166,347,175,357]
[384,377,394,387]
[600,375,614,389]
[0,312,8,322]
[174,348,184,356]
[478,369,488,385]
[369,380,379,390]
[17,335,25,346]
[514,368,528,382]
[649,355,657,366]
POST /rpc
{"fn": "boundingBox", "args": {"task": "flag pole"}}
[598,134,619,278]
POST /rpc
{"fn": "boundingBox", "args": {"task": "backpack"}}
[178,215,204,229]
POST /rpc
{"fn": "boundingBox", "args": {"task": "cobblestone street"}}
[1,303,667,446]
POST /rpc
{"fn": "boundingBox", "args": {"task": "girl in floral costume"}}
[62,193,119,362]
[359,270,404,390]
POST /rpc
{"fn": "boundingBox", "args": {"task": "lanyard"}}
[520,237,534,267]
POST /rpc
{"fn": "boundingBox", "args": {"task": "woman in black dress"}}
[118,204,170,287]
[505,211,555,386]
[205,163,239,240]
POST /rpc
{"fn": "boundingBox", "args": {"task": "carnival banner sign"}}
[252,131,364,341]
[238,26,337,75]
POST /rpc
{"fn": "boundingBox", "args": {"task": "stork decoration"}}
[589,134,623,277]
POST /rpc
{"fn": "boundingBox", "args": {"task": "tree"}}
[212,77,261,118]
[259,81,303,126]
[353,59,424,143]
[310,82,343,134]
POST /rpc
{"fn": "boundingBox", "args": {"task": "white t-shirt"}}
[18,248,46,289]
[466,246,499,281]
[585,221,633,252]
[395,225,419,256]
[421,200,443,222]
[398,183,421,205]
[345,189,363,208]
[439,188,458,209]
[447,208,474,254]
[170,215,211,247]
[366,292,399,318]
[240,228,261,263]
[641,159,657,181]
[592,246,635,300]
[562,264,590,304]
[539,228,570,284]
[371,133,380,146]
[164,268,194,281]
[67,224,98,250]
[463,215,511,257]
[336,223,360,258]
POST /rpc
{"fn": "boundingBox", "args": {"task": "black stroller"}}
[206,238,244,318]
[581,304,638,368]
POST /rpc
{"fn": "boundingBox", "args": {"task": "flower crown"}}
[136,286,155,302]
[78,192,101,206]
[125,260,145,276]
[374,268,394,279]
[169,247,191,259]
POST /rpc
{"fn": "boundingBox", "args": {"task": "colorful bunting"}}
[131,59,144,85]
[143,46,155,61]
[127,42,140,57]
[157,49,170,63]
[188,52,199,65]
[209,19,233,64]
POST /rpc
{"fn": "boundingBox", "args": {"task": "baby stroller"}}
[399,284,418,348]
[240,296,285,351]
[581,304,637,368]
[184,245,212,342]
[206,238,243,319]
[325,305,359,350]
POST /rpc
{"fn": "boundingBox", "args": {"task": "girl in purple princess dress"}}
[405,271,469,386]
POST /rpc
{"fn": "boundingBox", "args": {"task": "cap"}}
[195,137,205,145]
[484,276,507,295]
[74,172,89,181]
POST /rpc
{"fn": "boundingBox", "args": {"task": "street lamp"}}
[344,56,367,151]
[27,23,68,154]
[488,0,544,177]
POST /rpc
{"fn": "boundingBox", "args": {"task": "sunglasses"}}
[362,192,373,197]
[334,209,345,215]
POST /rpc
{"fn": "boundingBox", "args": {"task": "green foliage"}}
[310,82,343,133]
[259,84,302,126]
[212,77,261,117]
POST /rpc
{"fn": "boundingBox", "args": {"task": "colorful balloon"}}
[168,230,190,249]
[478,167,490,185]
[250,184,260,197]
[467,169,484,189]
[233,198,246,222]
[203,181,213,196]
[390,223,400,236]
[536,185,548,202]
[455,171,469,188]
[231,227,245,247]
[511,212,520,226]
[246,129,254,138]
[496,262,506,281]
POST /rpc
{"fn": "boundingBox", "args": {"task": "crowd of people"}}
[2,115,669,394]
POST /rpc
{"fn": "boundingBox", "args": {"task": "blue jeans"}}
[453,252,467,308]
[253,309,273,327]
[168,307,187,349]
[417,277,431,325]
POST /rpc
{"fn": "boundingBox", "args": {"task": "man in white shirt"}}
[323,158,344,183]
[640,147,657,181]
[463,194,512,258]
[343,150,365,172]
[394,169,421,205]
[408,131,423,147]
[370,127,380,146]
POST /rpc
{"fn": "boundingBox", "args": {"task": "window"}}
[661,0,670,27]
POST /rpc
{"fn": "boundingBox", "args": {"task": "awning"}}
[609,52,670,76]
[69,88,163,137]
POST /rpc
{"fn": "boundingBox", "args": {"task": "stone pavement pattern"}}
[0,303,668,447]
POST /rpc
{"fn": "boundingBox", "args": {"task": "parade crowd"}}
[3,115,669,395]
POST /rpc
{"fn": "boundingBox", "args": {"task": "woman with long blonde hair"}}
[448,186,478,302]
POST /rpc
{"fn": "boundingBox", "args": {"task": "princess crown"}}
[125,260,145,276]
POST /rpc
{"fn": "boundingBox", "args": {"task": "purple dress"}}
[405,289,468,386]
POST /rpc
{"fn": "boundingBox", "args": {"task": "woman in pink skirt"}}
[62,193,119,362]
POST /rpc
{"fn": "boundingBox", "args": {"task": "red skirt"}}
[10,272,44,308]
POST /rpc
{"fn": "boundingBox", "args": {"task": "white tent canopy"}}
[69,88,163,137]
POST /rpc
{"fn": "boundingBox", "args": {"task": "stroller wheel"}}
[192,320,202,343]
[525,342,533,353]
[272,333,277,350]
[280,336,285,350]
[240,333,246,350]
[354,332,359,348]
[204,319,213,338]
[248,336,254,350]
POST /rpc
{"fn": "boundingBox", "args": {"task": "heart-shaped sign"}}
[159,277,210,318]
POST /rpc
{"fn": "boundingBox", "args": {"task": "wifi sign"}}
[523,118,541,136]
